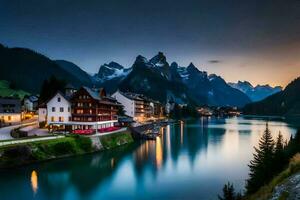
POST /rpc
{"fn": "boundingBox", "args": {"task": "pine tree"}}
[246,123,275,194]
[274,132,286,173]
[218,182,235,200]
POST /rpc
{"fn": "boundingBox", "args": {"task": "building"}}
[43,87,121,133]
[112,90,163,122]
[46,91,72,125]
[112,91,146,121]
[0,97,22,125]
[23,95,39,112]
[70,87,121,130]
[38,103,47,123]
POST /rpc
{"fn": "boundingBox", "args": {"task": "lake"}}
[0,117,299,200]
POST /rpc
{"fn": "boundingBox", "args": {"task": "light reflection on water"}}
[0,117,299,200]
[31,170,38,195]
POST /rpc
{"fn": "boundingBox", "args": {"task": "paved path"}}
[0,135,65,147]
[0,117,38,140]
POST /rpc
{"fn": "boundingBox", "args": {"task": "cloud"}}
[208,60,221,64]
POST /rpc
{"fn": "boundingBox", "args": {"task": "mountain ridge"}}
[229,81,282,101]
[243,77,300,116]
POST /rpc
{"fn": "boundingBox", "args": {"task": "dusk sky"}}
[1,0,300,87]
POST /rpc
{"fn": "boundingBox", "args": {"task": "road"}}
[0,117,38,140]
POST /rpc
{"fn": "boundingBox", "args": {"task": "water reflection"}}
[0,117,298,200]
[31,170,38,195]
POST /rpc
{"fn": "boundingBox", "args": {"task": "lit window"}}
[8,116,11,121]
[51,117,55,122]
[59,117,64,122]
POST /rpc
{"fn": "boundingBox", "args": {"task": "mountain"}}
[95,61,131,82]
[118,54,191,104]
[55,60,93,86]
[243,77,300,116]
[99,52,251,106]
[228,81,282,101]
[0,44,92,93]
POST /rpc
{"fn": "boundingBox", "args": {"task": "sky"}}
[1,0,300,87]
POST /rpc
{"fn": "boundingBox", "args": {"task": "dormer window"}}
[57,97,61,102]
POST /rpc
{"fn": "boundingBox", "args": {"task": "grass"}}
[0,136,93,168]
[0,80,30,98]
[100,130,133,149]
[0,130,134,168]
[245,153,300,200]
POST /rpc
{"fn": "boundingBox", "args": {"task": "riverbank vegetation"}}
[100,130,133,149]
[0,136,93,168]
[0,130,135,168]
[245,153,300,200]
[218,125,300,200]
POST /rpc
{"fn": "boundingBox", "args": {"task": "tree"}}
[286,129,300,158]
[218,182,241,200]
[274,132,286,173]
[246,123,275,194]
[39,76,66,104]
[117,105,125,116]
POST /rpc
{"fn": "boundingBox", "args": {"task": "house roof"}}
[0,97,21,113]
[27,95,39,102]
[118,91,159,104]
[82,87,121,106]
[119,91,144,101]
[65,83,77,90]
[45,90,71,105]
[82,86,102,100]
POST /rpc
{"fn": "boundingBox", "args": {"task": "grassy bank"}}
[99,130,134,149]
[0,130,134,168]
[245,153,300,200]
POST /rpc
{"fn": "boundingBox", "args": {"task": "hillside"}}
[54,60,93,87]
[0,44,92,93]
[0,80,30,99]
[243,77,300,116]
[245,154,300,200]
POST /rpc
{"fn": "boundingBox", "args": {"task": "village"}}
[0,83,243,144]
[0,84,168,143]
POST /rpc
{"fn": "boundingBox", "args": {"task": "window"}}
[60,107,64,112]
[76,109,83,114]
[57,97,61,102]
[69,117,72,121]
[59,117,64,122]
[8,116,11,121]
[89,109,92,114]
[52,107,55,112]
[68,107,71,112]
[51,116,55,122]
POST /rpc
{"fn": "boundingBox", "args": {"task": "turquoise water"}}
[0,117,299,200]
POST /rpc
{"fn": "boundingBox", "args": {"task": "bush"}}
[52,141,76,155]
[39,121,46,128]
[100,131,133,149]
[76,137,92,152]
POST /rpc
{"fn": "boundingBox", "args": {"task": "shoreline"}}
[0,129,134,169]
